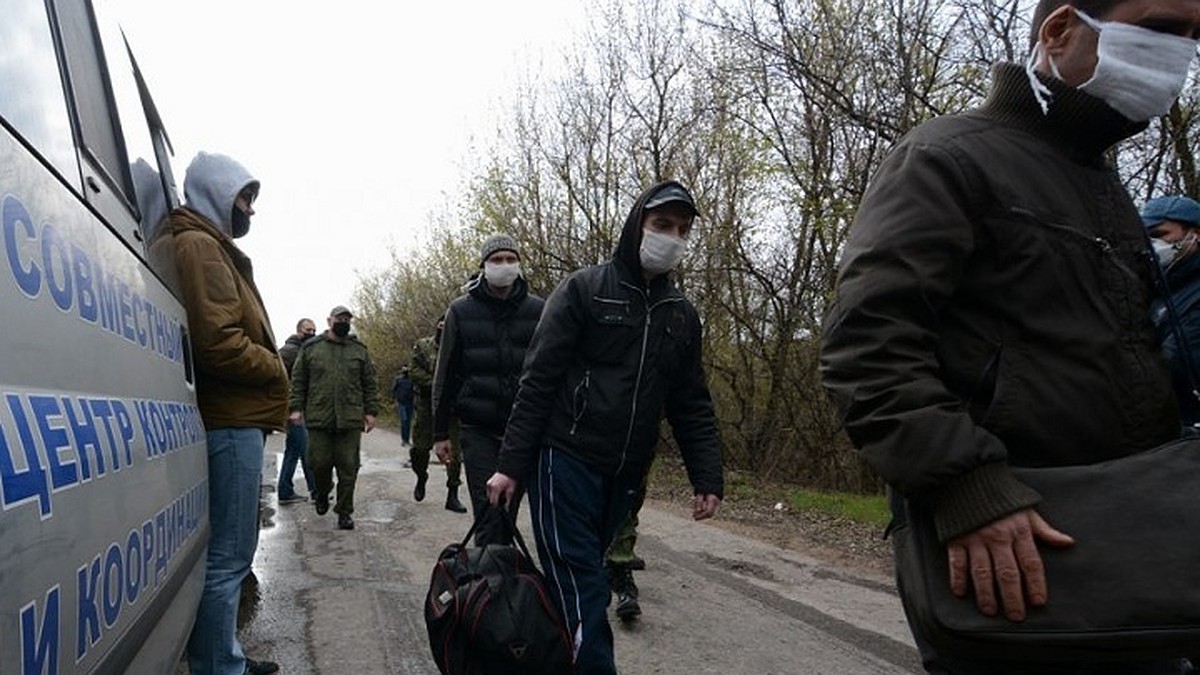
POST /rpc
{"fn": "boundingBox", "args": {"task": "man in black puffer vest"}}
[432,234,545,545]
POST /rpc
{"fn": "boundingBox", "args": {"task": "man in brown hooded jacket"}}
[168,151,288,675]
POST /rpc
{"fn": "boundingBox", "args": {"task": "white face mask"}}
[484,261,521,288]
[1153,232,1198,267]
[1153,237,1180,266]
[1074,10,1197,121]
[639,229,688,275]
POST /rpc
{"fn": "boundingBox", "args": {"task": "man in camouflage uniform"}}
[289,305,381,530]
[410,316,467,513]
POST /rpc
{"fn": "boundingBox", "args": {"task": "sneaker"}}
[610,565,641,622]
[337,514,355,530]
[615,591,641,622]
[414,472,428,502]
[244,658,279,675]
[278,493,306,504]
[314,493,330,515]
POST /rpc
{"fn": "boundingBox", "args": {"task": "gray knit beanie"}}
[480,233,520,265]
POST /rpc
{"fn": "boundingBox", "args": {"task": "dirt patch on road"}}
[645,457,895,583]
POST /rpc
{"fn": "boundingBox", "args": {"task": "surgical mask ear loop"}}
[1026,43,1056,115]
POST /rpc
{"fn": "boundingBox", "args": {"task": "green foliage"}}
[352,233,478,395]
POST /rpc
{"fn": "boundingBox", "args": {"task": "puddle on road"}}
[359,454,408,475]
[236,486,282,630]
[237,571,262,630]
[357,499,402,524]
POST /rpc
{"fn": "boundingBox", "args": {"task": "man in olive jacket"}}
[169,151,288,675]
[289,305,381,530]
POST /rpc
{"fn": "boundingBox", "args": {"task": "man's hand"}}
[693,494,720,520]
[486,472,518,506]
[433,440,453,464]
[289,411,304,425]
[363,414,376,433]
[946,508,1074,621]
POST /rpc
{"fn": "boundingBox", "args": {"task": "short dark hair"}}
[1029,0,1123,45]
[296,318,314,332]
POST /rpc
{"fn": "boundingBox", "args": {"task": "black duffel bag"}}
[425,506,575,675]
[894,438,1200,662]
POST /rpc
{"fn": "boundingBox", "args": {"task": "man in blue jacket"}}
[1144,195,1200,426]
[487,181,724,675]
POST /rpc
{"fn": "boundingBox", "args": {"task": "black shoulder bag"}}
[891,235,1200,662]
[894,438,1200,662]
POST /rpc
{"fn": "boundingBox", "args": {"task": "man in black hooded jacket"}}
[486,181,724,675]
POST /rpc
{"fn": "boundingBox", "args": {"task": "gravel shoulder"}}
[646,456,896,583]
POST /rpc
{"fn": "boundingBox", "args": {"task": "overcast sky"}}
[114,1,585,344]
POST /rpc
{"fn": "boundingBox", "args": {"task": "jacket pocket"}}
[582,296,639,364]
[655,306,691,374]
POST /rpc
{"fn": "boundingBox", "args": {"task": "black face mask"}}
[331,322,350,338]
[231,208,250,238]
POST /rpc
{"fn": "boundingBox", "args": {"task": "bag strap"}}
[453,499,540,562]
[457,508,484,547]
[456,503,537,562]
[495,504,536,562]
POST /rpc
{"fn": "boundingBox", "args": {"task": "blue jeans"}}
[277,421,313,498]
[397,401,413,443]
[187,427,266,675]
[528,447,641,675]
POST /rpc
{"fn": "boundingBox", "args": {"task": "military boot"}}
[610,564,641,622]
[444,486,468,513]
[414,471,428,502]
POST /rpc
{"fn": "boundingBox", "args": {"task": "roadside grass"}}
[784,489,890,528]
[648,455,889,528]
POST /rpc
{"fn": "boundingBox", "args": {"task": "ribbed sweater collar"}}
[977,63,1147,163]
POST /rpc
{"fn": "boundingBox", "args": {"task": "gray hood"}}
[183,151,258,237]
[131,157,169,241]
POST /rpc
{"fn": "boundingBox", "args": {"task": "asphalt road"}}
[233,428,922,674]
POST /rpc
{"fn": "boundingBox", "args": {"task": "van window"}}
[56,0,129,189]
[0,0,77,181]
[93,0,177,239]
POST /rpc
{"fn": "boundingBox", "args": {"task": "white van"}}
[0,0,206,673]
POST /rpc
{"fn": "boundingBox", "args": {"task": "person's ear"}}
[1039,4,1078,63]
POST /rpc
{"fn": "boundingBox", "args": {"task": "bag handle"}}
[456,502,536,562]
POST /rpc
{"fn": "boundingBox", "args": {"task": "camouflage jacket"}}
[411,335,438,397]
